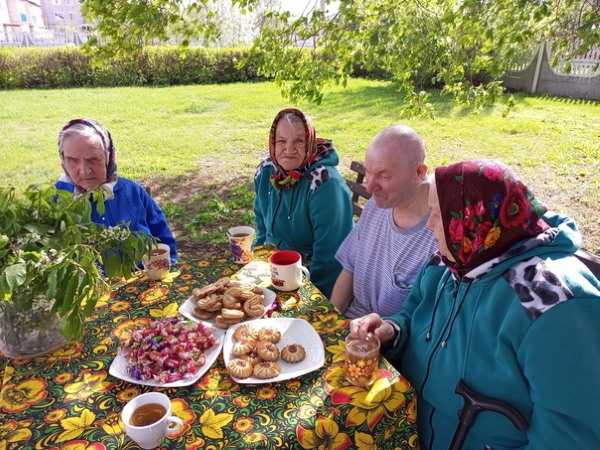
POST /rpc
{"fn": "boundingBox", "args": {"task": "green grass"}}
[1,79,599,251]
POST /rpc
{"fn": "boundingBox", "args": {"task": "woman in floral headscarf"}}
[254,108,353,297]
[55,118,176,263]
[350,160,600,449]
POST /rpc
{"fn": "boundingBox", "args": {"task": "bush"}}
[0,46,387,90]
[0,46,268,89]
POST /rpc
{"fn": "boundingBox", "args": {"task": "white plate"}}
[109,322,225,388]
[179,287,277,325]
[223,318,325,384]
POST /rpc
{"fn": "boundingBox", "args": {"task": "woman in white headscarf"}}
[55,118,177,262]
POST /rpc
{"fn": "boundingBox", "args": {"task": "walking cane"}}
[449,380,529,450]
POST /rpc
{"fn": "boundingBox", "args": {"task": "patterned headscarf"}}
[435,160,549,276]
[58,118,117,188]
[268,108,331,189]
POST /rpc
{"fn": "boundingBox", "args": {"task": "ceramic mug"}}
[269,250,310,291]
[142,243,171,281]
[122,392,183,449]
[227,226,255,264]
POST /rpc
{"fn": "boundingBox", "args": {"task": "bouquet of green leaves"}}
[0,185,154,340]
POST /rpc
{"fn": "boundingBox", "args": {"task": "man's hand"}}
[349,313,396,345]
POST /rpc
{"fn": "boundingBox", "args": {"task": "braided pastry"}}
[239,352,259,367]
[233,324,258,342]
[232,338,257,357]
[227,358,253,379]
[253,361,281,379]
[256,341,280,361]
[281,344,306,363]
[258,327,281,344]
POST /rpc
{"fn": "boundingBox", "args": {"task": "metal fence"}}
[0,31,89,48]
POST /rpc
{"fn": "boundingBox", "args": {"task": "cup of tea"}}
[227,226,255,264]
[269,250,310,291]
[344,333,380,387]
[122,392,183,449]
[142,243,171,281]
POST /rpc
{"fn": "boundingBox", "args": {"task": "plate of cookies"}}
[179,277,277,329]
[223,318,325,384]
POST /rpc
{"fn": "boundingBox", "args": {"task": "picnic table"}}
[0,247,418,450]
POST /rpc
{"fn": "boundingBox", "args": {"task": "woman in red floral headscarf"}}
[253,108,353,297]
[350,160,600,449]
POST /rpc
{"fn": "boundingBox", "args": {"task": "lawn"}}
[1,79,599,253]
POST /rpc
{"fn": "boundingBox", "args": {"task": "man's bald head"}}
[368,125,425,167]
[365,125,428,209]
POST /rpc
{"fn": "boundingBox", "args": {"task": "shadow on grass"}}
[318,84,506,119]
[145,169,255,258]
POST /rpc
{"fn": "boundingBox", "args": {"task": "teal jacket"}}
[386,212,600,450]
[253,147,353,298]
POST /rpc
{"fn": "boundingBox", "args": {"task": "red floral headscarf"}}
[435,160,549,276]
[268,108,330,189]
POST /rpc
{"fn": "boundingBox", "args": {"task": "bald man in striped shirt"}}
[331,125,438,318]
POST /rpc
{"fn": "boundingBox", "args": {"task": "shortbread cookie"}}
[281,344,306,363]
[244,296,265,318]
[256,341,280,361]
[253,361,281,379]
[215,315,230,329]
[227,358,253,379]
[192,284,218,299]
[203,300,222,312]
[221,308,245,321]
[222,293,242,309]
[192,307,215,320]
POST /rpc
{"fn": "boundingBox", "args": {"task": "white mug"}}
[227,226,255,264]
[143,243,171,281]
[122,392,183,449]
[270,250,310,291]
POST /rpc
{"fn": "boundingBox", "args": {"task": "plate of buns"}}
[223,318,325,384]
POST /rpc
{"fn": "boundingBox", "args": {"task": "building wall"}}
[0,2,12,26]
[1,0,48,36]
[40,0,86,33]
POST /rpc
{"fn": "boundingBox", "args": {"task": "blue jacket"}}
[55,177,177,263]
[385,212,600,450]
[254,147,353,297]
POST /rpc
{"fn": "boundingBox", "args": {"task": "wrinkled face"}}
[365,142,421,209]
[274,119,307,171]
[426,178,455,261]
[62,135,107,192]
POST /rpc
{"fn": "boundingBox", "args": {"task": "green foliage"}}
[0,46,265,89]
[0,186,154,340]
[184,184,255,243]
[80,0,599,112]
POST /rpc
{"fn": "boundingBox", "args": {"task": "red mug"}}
[269,250,310,291]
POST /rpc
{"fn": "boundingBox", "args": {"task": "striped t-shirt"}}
[335,198,438,318]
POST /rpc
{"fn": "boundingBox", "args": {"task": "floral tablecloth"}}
[0,248,418,450]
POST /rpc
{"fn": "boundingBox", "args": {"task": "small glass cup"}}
[344,333,380,387]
